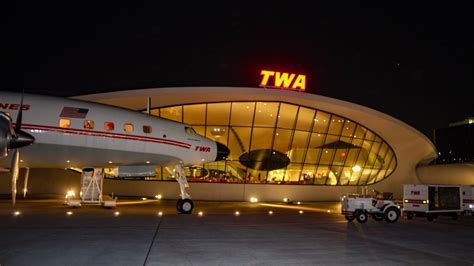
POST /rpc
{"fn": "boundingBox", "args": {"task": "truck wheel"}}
[355,211,368,223]
[345,215,355,222]
[372,213,384,221]
[384,207,400,223]
[406,212,414,220]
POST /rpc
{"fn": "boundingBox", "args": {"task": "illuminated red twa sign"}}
[259,70,306,91]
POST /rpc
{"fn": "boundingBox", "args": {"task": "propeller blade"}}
[15,91,24,131]
[11,149,20,206]
[23,167,30,198]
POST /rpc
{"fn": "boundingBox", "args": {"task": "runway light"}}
[299,210,304,214]
[158,212,163,216]
[198,211,203,216]
[283,198,289,203]
[235,211,240,216]
[67,211,73,216]
[114,211,120,216]
[268,211,273,215]
[155,194,162,200]
[13,211,21,216]
[250,197,259,203]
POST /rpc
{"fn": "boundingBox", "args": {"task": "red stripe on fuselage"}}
[21,123,191,149]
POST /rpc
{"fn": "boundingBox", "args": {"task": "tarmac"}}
[0,196,473,265]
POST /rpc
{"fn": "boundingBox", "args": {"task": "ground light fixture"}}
[155,194,162,200]
[66,211,73,216]
[268,211,273,215]
[283,198,289,203]
[158,212,163,216]
[114,211,120,216]
[235,211,240,216]
[198,211,203,216]
[13,211,21,216]
[299,210,304,214]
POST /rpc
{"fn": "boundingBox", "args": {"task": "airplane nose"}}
[215,142,230,161]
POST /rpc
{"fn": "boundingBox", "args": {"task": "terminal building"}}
[69,86,470,201]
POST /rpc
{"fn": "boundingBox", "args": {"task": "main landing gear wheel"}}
[177,198,194,214]
[384,207,400,223]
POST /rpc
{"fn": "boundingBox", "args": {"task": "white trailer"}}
[462,185,474,214]
[403,184,462,221]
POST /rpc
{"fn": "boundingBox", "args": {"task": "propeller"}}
[0,92,35,205]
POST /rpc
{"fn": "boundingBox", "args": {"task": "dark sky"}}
[4,2,473,139]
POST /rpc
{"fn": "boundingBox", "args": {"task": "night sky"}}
[4,2,473,139]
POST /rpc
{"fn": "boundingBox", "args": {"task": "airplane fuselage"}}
[1,91,218,169]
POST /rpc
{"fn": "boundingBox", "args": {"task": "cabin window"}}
[123,123,134,133]
[143,125,152,134]
[59,119,71,128]
[83,120,95,129]
[104,122,115,131]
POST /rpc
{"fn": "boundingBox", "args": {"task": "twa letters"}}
[259,70,306,91]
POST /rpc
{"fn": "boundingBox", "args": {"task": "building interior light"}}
[250,197,259,203]
[352,165,361,172]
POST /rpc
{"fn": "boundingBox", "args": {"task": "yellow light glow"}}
[268,211,273,215]
[198,211,203,216]
[65,190,75,199]
[327,210,331,213]
[155,194,162,200]
[291,74,306,90]
[108,161,113,164]
[283,198,289,202]
[158,212,163,216]
[297,201,301,205]
[235,211,240,216]
[404,199,409,203]
[250,197,259,203]
[114,211,120,216]
[299,210,304,214]
[352,165,361,172]
[13,211,21,216]
[146,161,151,164]
[67,211,73,216]
[141,197,147,201]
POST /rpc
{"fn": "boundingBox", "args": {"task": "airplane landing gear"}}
[175,164,193,214]
[177,198,194,214]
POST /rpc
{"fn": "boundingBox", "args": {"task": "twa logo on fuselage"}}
[0,103,30,110]
[195,146,211,152]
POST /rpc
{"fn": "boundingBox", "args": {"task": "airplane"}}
[0,91,230,213]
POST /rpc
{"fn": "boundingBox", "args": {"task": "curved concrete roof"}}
[75,87,437,194]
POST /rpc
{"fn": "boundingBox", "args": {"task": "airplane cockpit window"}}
[185,126,197,135]
[123,123,134,133]
[83,120,95,129]
[143,125,152,134]
[104,122,115,131]
[59,118,71,128]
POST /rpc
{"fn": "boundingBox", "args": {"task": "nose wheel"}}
[177,198,194,214]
